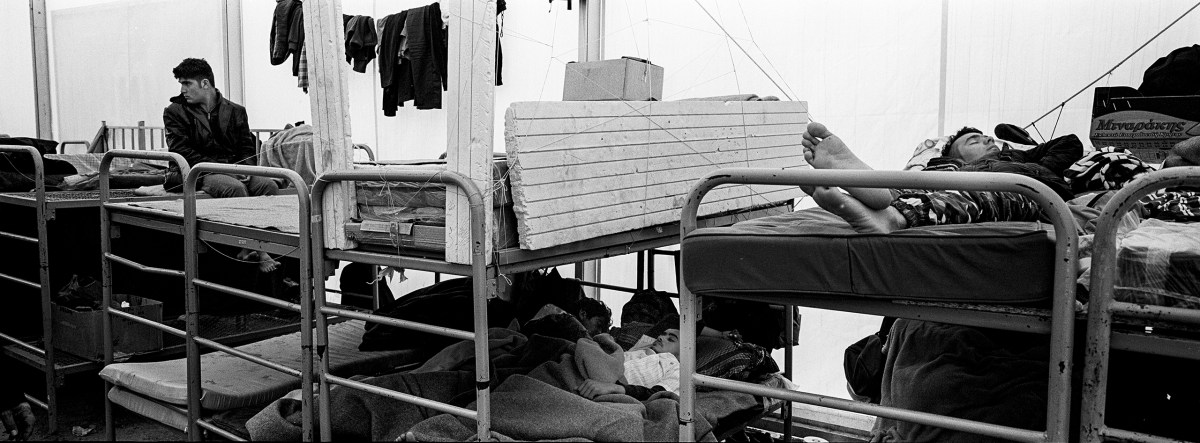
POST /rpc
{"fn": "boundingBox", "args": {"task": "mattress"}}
[1115,219,1200,308]
[99,320,417,411]
[682,208,1057,304]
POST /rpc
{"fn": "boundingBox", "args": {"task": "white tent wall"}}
[943,1,1200,146]
[0,2,37,137]
[49,0,225,145]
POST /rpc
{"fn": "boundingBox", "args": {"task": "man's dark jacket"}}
[163,91,256,187]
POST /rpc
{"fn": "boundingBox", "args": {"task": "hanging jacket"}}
[345,15,378,73]
[269,0,304,69]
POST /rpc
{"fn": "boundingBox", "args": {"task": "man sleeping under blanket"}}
[247,310,779,441]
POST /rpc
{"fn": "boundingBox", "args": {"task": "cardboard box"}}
[53,294,163,360]
[563,56,664,101]
[1090,86,1200,163]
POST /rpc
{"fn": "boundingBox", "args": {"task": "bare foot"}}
[801,123,895,210]
[258,253,280,273]
[811,187,907,234]
[236,249,259,261]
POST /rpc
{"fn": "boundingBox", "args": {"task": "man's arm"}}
[163,106,212,167]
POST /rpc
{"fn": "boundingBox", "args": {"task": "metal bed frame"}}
[100,160,315,441]
[0,145,207,432]
[677,168,1081,443]
[310,170,799,442]
[93,158,795,440]
[1081,166,1200,443]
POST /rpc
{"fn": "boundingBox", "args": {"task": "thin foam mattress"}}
[99,320,416,411]
[682,208,1058,304]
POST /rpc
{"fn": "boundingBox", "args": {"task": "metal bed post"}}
[311,169,491,442]
[678,168,1078,443]
[1080,166,1200,443]
[181,164,315,441]
[0,145,54,429]
[99,149,190,441]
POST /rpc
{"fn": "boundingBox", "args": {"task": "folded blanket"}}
[258,125,317,186]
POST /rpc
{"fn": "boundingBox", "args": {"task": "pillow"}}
[905,137,949,171]
[695,336,779,382]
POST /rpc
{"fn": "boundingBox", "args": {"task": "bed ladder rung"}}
[104,253,184,278]
[0,230,38,244]
[0,272,40,290]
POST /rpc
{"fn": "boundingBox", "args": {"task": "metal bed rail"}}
[678,168,1080,443]
[0,145,56,428]
[90,121,280,154]
[311,169,492,442]
[1081,166,1200,443]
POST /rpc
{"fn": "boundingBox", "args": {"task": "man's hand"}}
[576,380,624,399]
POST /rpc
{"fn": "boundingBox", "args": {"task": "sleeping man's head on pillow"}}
[945,127,1002,163]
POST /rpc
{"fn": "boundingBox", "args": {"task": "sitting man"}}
[577,328,683,400]
[165,58,280,271]
[800,122,1082,233]
[164,58,277,198]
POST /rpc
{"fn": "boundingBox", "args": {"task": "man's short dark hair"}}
[173,58,215,86]
[578,298,612,324]
[944,126,983,157]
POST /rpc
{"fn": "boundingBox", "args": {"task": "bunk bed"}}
[0,145,291,433]
[98,163,320,440]
[1080,165,1200,443]
[677,168,1081,442]
[95,160,794,440]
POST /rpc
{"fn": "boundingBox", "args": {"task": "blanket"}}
[248,330,756,441]
[258,125,317,186]
[872,319,1047,443]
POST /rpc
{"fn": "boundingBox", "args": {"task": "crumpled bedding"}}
[247,330,760,441]
[872,319,1048,443]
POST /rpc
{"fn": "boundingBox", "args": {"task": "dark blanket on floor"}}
[248,330,757,441]
[872,319,1048,442]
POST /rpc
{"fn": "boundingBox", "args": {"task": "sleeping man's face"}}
[650,329,681,357]
[949,132,1000,163]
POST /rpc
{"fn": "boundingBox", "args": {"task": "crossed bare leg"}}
[802,122,908,234]
[801,122,895,210]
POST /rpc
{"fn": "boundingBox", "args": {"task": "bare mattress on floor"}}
[682,207,1058,304]
[99,320,416,411]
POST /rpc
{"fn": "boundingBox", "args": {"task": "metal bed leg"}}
[312,170,493,441]
[0,145,57,432]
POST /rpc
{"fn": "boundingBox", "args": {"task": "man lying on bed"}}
[800,122,1086,233]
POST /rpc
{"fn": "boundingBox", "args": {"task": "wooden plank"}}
[513,112,806,136]
[511,134,799,169]
[505,100,808,249]
[302,0,356,249]
[520,188,800,250]
[519,176,800,225]
[511,123,804,153]
[511,145,800,187]
[508,100,809,119]
[514,156,805,203]
[445,0,497,265]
